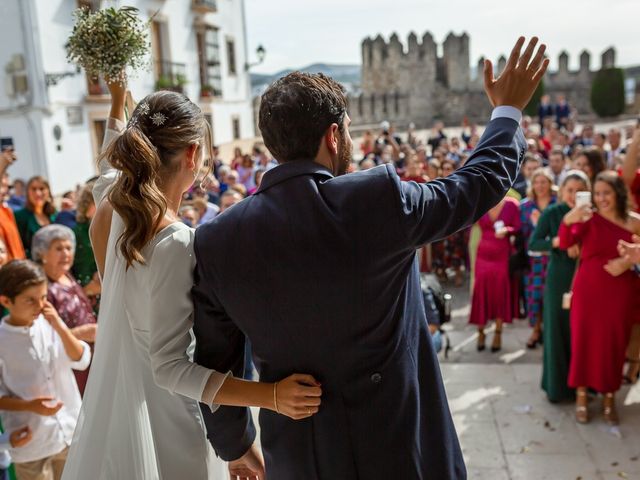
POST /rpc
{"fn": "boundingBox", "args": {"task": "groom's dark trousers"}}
[193,115,526,479]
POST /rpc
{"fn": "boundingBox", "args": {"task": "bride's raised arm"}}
[89,80,127,278]
[93,80,127,206]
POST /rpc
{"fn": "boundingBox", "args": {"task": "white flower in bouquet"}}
[66,6,151,85]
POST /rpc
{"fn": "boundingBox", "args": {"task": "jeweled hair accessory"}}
[138,102,150,116]
[150,112,167,126]
[127,102,167,129]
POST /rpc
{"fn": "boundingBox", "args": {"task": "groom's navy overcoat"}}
[192,116,526,479]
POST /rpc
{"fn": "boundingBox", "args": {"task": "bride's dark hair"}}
[102,91,211,267]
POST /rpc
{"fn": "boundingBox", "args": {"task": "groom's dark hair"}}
[258,72,347,163]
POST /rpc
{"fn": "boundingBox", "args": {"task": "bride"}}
[62,80,322,479]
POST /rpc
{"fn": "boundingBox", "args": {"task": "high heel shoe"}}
[491,330,502,353]
[526,331,542,349]
[575,389,589,424]
[603,393,619,425]
[477,330,486,352]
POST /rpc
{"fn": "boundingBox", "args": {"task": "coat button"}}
[370,372,382,384]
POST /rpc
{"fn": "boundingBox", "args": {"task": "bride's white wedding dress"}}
[62,119,228,479]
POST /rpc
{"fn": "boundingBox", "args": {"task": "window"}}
[226,39,237,76]
[232,117,241,140]
[192,0,217,12]
[152,20,166,80]
[197,26,223,96]
[91,119,106,159]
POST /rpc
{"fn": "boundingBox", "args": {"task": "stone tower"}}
[442,32,470,91]
[601,47,616,69]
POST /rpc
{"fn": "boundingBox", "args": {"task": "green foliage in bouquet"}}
[590,68,625,118]
[66,6,151,85]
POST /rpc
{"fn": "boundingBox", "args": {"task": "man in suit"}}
[192,37,548,480]
[554,94,571,127]
[537,94,554,132]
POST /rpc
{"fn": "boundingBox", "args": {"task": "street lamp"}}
[245,44,266,71]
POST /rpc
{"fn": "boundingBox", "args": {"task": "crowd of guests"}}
[0,101,640,478]
[358,110,640,427]
[177,144,276,228]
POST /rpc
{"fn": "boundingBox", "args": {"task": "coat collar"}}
[256,160,334,193]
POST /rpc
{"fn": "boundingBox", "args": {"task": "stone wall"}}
[350,31,622,129]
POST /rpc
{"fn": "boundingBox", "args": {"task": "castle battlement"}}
[353,31,620,127]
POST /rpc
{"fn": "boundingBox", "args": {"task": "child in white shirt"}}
[0,261,91,480]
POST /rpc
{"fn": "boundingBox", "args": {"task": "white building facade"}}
[0,0,255,193]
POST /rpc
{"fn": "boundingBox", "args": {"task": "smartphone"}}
[576,191,592,207]
[0,137,14,151]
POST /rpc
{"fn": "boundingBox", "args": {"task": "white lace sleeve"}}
[148,227,229,409]
[93,117,125,206]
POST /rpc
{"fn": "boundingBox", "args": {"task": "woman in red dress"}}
[559,171,640,424]
[469,196,521,352]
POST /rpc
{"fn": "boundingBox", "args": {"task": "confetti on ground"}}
[513,404,532,414]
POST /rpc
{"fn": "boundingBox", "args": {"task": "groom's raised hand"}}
[483,36,549,111]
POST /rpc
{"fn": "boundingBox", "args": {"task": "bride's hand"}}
[106,76,127,100]
[105,75,127,123]
[274,374,322,420]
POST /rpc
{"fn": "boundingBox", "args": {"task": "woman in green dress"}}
[72,185,98,284]
[14,176,56,258]
[529,170,590,403]
[72,184,101,311]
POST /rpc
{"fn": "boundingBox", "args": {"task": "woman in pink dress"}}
[559,171,640,425]
[469,196,521,352]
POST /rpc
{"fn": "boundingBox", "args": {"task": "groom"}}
[193,37,548,479]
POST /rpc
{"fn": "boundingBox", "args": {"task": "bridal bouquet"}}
[66,6,150,85]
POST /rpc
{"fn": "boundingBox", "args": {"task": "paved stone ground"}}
[439,279,640,480]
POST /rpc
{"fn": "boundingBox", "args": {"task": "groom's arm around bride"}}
[192,37,548,479]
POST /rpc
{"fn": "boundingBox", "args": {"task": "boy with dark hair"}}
[0,260,91,480]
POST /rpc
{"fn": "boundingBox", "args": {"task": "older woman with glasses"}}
[32,224,97,396]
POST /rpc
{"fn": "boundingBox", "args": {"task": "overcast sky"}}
[244,0,638,75]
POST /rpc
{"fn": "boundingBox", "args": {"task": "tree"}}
[524,80,544,117]
[590,68,625,117]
